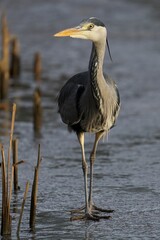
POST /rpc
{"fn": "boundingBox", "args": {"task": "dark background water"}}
[0,0,160,239]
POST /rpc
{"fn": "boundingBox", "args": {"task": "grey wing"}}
[58,72,88,125]
[105,74,120,108]
[105,74,121,129]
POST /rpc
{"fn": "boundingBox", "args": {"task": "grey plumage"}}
[58,43,120,133]
[55,17,120,220]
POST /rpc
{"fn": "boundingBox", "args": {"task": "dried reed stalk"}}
[17,181,29,235]
[33,88,42,132]
[0,14,10,99]
[8,166,14,214]
[12,138,19,191]
[29,144,41,229]
[33,52,42,81]
[10,37,21,79]
[7,103,16,191]
[1,146,11,235]
[1,103,16,236]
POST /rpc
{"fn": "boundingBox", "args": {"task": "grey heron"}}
[54,17,120,221]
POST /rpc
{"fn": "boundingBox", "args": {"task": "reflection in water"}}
[12,192,19,214]
[0,103,10,137]
[85,223,97,240]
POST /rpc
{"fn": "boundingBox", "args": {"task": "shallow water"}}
[0,0,160,239]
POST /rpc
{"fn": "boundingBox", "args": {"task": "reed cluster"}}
[0,103,42,237]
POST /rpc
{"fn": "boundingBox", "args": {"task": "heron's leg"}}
[77,132,89,213]
[70,132,111,221]
[70,132,86,214]
[88,131,114,214]
[88,131,104,208]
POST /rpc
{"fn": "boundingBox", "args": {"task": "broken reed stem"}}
[1,146,6,205]
[29,144,41,230]
[37,144,41,169]
[1,146,7,235]
[1,146,11,236]
[12,138,19,191]
[8,166,14,213]
[30,168,38,229]
[0,14,10,99]
[17,181,29,235]
[0,69,9,100]
[1,147,7,226]
[7,103,16,193]
[1,14,10,64]
[33,88,42,132]
[33,52,42,81]
[10,37,21,79]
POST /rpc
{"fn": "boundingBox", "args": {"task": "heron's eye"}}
[88,23,94,30]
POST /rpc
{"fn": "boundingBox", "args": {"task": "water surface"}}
[0,0,160,239]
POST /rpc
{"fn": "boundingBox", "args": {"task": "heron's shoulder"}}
[67,71,89,86]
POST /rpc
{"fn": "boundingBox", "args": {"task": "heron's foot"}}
[70,212,111,221]
[70,205,85,214]
[91,204,114,214]
[70,204,114,214]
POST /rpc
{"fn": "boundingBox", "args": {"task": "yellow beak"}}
[54,27,83,37]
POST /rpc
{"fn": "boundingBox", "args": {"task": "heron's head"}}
[54,17,107,43]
